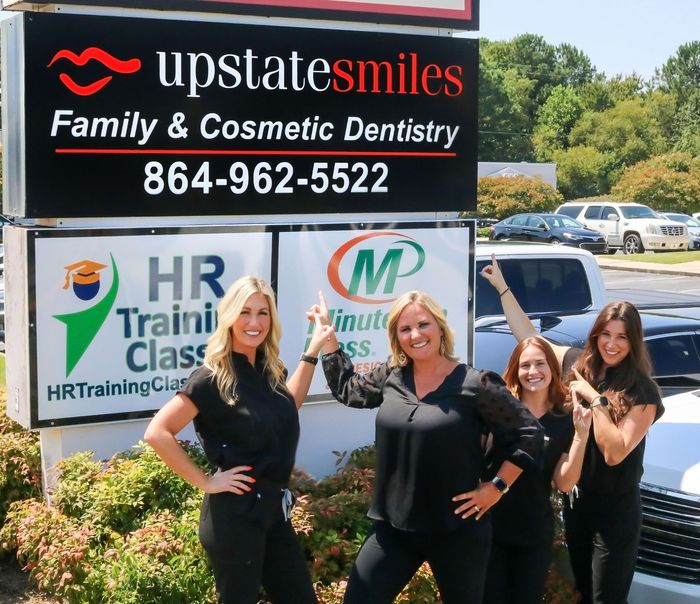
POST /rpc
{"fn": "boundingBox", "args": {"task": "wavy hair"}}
[204,276,286,405]
[572,301,651,423]
[386,290,458,368]
[503,336,567,414]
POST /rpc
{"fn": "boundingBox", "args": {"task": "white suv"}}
[556,201,688,254]
[629,388,700,603]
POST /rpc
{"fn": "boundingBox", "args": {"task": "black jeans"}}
[199,487,317,604]
[563,487,641,604]
[343,519,492,604]
[483,539,552,604]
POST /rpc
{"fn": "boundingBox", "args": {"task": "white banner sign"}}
[277,224,472,397]
[33,229,271,425]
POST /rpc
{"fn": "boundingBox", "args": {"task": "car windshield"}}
[544,216,585,229]
[667,214,700,227]
[475,257,593,317]
[620,205,657,219]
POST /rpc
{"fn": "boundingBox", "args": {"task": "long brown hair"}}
[572,301,652,423]
[504,336,567,414]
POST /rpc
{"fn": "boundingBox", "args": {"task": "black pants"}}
[483,539,552,604]
[199,487,317,604]
[563,488,641,604]
[343,519,492,604]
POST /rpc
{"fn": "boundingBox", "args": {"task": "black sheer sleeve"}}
[321,349,393,409]
[474,369,544,471]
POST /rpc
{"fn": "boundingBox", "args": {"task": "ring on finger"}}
[473,505,480,513]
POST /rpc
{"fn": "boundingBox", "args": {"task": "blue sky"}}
[461,0,700,80]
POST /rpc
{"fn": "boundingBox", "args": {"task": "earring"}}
[397,352,407,365]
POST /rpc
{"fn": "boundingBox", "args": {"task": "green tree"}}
[553,146,613,199]
[477,175,563,220]
[577,74,644,113]
[533,85,584,160]
[658,41,700,103]
[611,152,700,213]
[569,98,668,183]
[478,52,534,161]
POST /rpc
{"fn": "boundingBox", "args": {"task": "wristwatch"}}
[591,395,609,408]
[492,476,510,494]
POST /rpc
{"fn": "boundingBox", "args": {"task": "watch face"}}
[599,396,609,406]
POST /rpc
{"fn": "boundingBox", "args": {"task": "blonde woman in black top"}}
[145,276,332,604]
[314,290,544,604]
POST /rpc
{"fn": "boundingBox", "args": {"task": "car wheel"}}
[548,238,562,245]
[495,234,508,241]
[623,233,644,254]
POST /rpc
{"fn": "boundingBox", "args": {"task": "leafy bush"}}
[477,175,564,220]
[0,423,579,603]
[0,388,42,527]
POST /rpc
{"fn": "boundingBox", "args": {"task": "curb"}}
[595,259,700,277]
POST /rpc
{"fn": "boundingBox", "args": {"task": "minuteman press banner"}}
[277,223,472,397]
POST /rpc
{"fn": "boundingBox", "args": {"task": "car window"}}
[646,333,700,378]
[511,214,528,226]
[556,206,581,219]
[583,206,602,219]
[601,206,618,220]
[528,216,546,228]
[620,205,656,219]
[475,258,593,318]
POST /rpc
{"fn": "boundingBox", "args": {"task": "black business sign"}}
[4,11,477,218]
[1,0,479,30]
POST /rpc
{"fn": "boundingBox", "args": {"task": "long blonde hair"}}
[204,276,286,405]
[386,290,458,368]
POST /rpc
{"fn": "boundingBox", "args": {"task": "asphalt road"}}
[603,268,700,304]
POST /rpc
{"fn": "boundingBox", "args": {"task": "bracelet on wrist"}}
[499,287,511,298]
[300,353,318,365]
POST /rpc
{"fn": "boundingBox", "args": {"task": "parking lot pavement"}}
[595,256,700,277]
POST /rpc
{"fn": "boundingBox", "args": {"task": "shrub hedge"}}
[0,391,579,603]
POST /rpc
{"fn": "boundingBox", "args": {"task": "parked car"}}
[488,213,607,253]
[629,388,700,603]
[556,201,688,254]
[474,241,607,320]
[475,308,700,397]
[659,212,700,250]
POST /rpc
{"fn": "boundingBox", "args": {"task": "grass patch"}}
[606,251,700,264]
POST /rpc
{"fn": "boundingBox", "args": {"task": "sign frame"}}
[2,11,478,219]
[1,1,479,30]
[12,219,474,429]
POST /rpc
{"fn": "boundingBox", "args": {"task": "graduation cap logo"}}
[63,259,108,301]
[54,255,120,377]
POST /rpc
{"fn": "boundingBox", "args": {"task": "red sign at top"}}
[2,0,478,29]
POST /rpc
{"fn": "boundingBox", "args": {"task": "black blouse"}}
[579,366,664,495]
[322,349,544,533]
[179,352,299,486]
[489,412,574,545]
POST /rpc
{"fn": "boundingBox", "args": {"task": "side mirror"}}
[605,213,620,221]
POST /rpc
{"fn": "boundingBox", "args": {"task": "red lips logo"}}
[48,47,141,96]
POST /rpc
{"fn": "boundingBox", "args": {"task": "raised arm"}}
[553,390,592,492]
[480,253,571,369]
[285,295,336,408]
